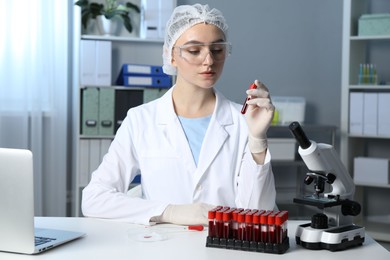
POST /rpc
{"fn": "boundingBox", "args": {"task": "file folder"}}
[114,90,144,132]
[378,93,390,136]
[349,92,364,135]
[95,40,112,86]
[80,40,96,86]
[363,93,378,136]
[82,88,99,136]
[120,64,165,76]
[122,75,172,88]
[143,88,168,103]
[80,40,112,86]
[98,88,115,136]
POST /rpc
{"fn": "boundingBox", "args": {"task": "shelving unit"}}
[71,3,171,217]
[341,0,390,242]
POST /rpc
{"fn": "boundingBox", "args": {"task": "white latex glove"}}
[244,80,275,153]
[155,203,215,226]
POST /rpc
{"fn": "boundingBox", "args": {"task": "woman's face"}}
[172,23,228,89]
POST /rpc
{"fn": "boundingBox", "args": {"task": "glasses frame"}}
[173,42,232,65]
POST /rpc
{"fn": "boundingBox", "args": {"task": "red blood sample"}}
[208,206,222,237]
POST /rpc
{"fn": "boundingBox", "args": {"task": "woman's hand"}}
[244,79,275,154]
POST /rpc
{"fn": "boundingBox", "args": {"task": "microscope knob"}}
[342,200,361,216]
[311,213,328,229]
[304,175,313,185]
[326,173,336,184]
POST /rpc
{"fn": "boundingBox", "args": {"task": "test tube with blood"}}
[231,208,243,240]
[275,211,288,244]
[237,209,251,241]
[222,208,235,239]
[240,83,257,114]
[208,206,222,238]
[260,211,272,243]
[252,210,265,242]
[267,211,280,244]
[215,207,230,238]
[244,209,258,242]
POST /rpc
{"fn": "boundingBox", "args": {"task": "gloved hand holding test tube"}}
[241,83,258,114]
[241,80,275,154]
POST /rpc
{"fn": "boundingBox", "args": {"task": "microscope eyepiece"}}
[289,121,311,149]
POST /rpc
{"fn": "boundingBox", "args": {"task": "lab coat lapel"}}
[195,90,233,183]
[156,87,197,171]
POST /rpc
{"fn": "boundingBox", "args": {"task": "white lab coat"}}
[82,86,276,225]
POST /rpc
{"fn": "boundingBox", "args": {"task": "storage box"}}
[268,138,296,160]
[272,96,306,125]
[354,157,390,184]
[358,13,390,36]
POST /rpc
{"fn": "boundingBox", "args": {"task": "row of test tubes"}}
[208,206,288,245]
[358,63,378,85]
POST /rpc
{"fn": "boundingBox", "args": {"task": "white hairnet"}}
[162,4,229,75]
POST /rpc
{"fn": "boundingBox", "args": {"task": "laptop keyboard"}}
[35,236,57,246]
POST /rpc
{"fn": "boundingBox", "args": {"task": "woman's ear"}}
[171,49,177,66]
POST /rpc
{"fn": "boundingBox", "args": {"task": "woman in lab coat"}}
[82,4,276,225]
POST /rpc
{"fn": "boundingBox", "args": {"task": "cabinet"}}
[72,3,171,216]
[341,0,390,241]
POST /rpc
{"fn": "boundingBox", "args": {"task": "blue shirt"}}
[178,115,211,166]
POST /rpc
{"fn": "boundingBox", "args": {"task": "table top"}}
[0,217,389,260]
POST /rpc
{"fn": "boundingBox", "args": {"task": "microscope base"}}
[295,223,365,251]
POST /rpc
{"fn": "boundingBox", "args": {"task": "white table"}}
[1,217,389,259]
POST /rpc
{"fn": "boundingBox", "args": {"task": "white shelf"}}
[348,134,390,139]
[355,182,390,189]
[349,85,390,90]
[81,34,164,43]
[350,35,390,40]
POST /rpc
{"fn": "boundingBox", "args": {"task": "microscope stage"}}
[294,195,343,209]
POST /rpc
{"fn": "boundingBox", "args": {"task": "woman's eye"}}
[186,49,201,55]
[211,49,223,54]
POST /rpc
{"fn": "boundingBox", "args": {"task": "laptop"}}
[0,148,85,254]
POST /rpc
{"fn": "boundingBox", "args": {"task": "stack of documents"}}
[116,64,172,88]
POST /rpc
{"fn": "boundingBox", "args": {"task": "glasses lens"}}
[177,43,231,65]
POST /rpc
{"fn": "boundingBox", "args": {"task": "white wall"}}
[177,0,343,127]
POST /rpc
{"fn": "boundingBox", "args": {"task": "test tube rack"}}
[205,207,289,254]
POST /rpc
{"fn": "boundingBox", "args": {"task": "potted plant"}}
[75,0,140,34]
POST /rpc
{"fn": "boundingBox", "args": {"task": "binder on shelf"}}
[80,40,96,86]
[82,88,99,135]
[116,63,172,88]
[143,88,168,103]
[349,92,363,135]
[98,88,115,136]
[121,75,171,88]
[95,40,112,86]
[79,40,112,87]
[114,90,144,132]
[120,64,166,76]
[378,93,390,136]
[363,93,378,136]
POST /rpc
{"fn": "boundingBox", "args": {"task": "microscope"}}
[288,122,365,251]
